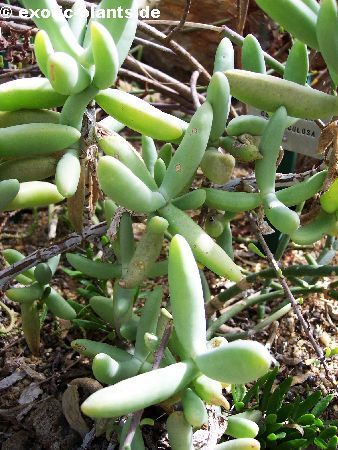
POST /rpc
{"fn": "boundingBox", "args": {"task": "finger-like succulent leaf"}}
[195,340,272,385]
[97,156,166,213]
[169,234,207,358]
[81,361,197,418]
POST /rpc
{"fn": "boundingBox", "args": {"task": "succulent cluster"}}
[1,0,338,448]
[71,234,271,449]
[3,249,75,354]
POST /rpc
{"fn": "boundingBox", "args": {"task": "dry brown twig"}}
[119,67,195,110]
[165,0,192,42]
[236,0,250,71]
[133,36,175,54]
[249,214,335,384]
[107,207,128,242]
[144,20,285,74]
[138,21,211,83]
[237,0,250,36]
[0,64,39,79]
[124,55,205,104]
[0,221,108,291]
[219,166,325,191]
[1,8,212,83]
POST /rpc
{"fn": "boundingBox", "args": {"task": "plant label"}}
[248,106,327,159]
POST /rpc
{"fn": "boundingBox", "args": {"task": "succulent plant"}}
[1,0,337,447]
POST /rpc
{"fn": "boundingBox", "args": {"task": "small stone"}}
[319,332,331,347]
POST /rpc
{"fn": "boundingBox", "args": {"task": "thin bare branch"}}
[0,64,39,79]
[237,0,250,36]
[165,0,192,42]
[190,70,202,110]
[119,67,194,109]
[125,55,205,104]
[218,165,324,191]
[0,222,108,291]
[138,21,211,83]
[144,20,285,75]
[249,214,334,383]
[0,20,37,34]
[134,36,175,55]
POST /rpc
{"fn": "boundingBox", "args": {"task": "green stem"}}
[305,237,337,284]
[256,278,272,319]
[60,85,99,130]
[270,281,283,290]
[274,233,291,262]
[206,285,322,339]
[287,277,310,288]
[21,301,40,355]
[223,303,293,340]
[254,303,292,332]
[199,269,211,303]
[207,265,338,309]
[305,254,318,266]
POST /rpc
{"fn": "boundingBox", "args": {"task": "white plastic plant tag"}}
[247,106,327,159]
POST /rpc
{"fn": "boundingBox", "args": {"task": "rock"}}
[141,0,238,78]
[24,398,80,450]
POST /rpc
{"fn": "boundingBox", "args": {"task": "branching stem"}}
[120,323,173,449]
